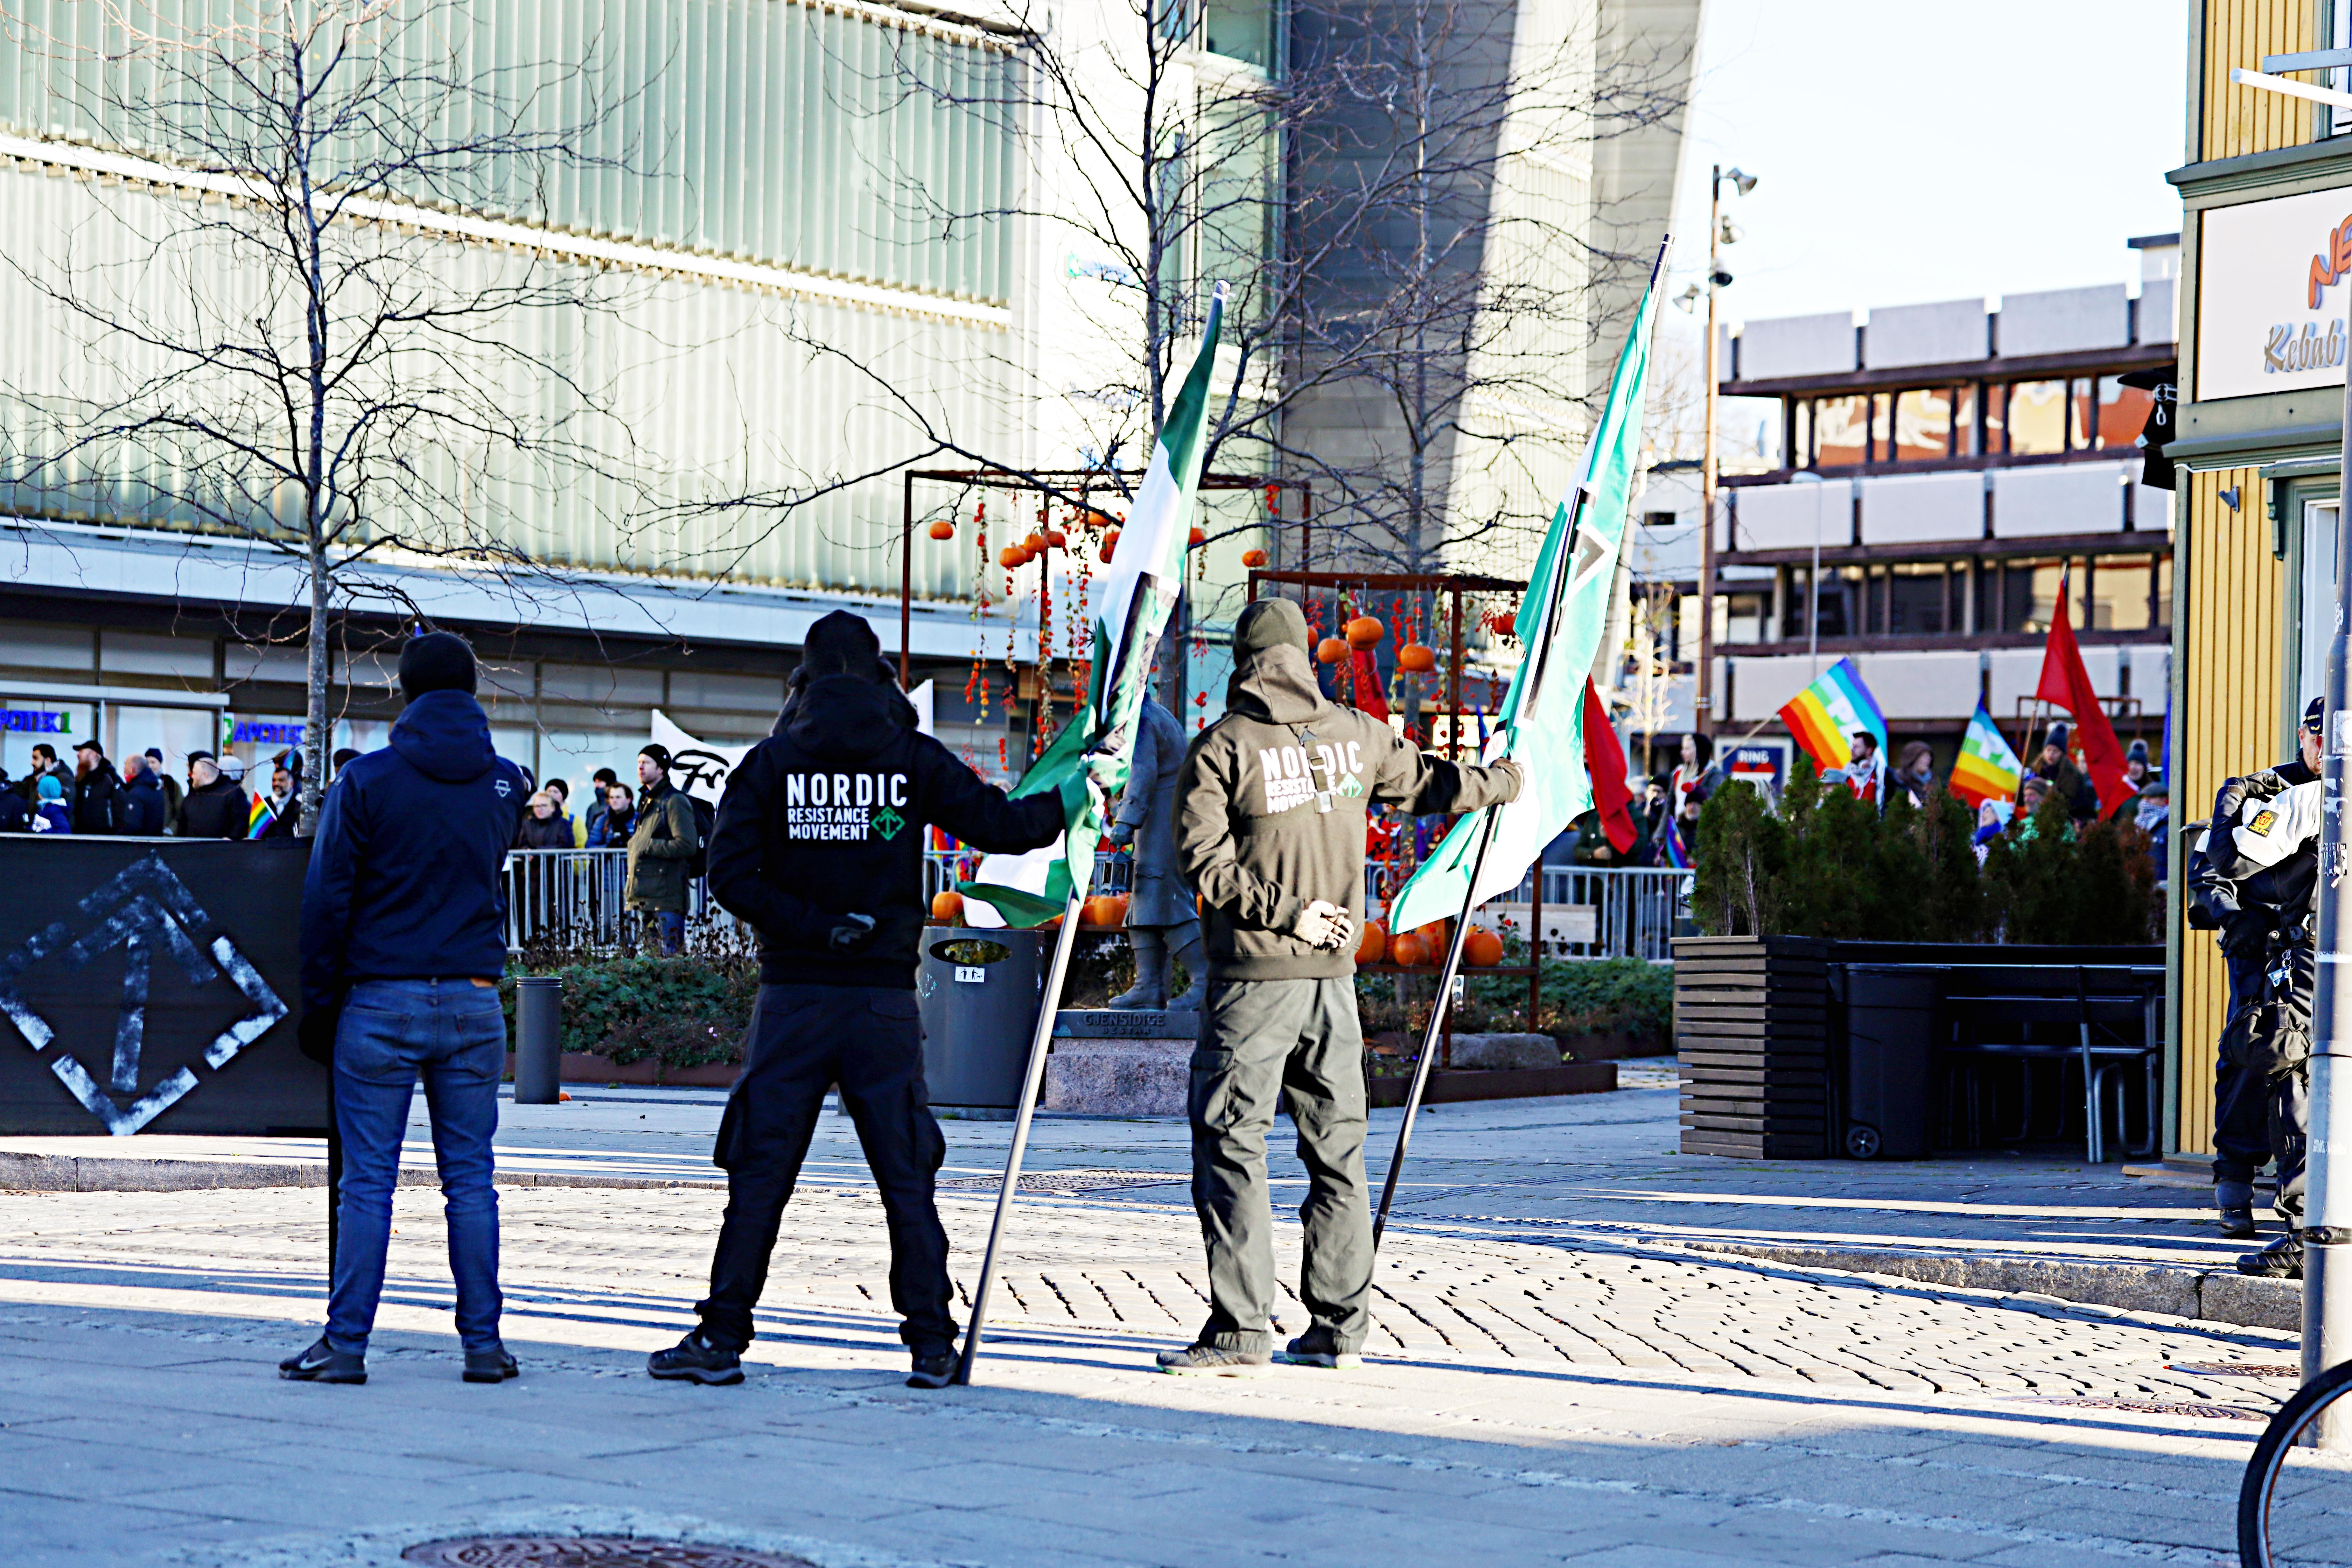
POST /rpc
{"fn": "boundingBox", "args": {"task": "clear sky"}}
[1667,0,2192,328]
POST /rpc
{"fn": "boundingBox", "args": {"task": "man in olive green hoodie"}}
[1160,596,1520,1376]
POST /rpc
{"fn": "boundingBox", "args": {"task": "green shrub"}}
[503,952,760,1069]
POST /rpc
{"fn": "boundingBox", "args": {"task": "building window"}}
[1953,383,1980,457]
[1892,388,1952,462]
[2005,558,2087,634]
[1886,563,1950,634]
[2088,556,2156,631]
[2094,376,2154,450]
[1981,383,2009,455]
[1814,394,1870,467]
[2157,554,2174,627]
[2007,381,2067,455]
[1790,400,1812,468]
[1723,593,1768,645]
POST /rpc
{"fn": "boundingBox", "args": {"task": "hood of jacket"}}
[389,689,498,784]
[122,771,161,796]
[782,673,909,761]
[1225,598,1333,727]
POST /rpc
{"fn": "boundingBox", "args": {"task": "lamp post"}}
[1695,164,1756,738]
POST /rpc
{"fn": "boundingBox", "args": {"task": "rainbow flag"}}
[1776,658,1886,772]
[1659,813,1691,869]
[1948,700,2024,810]
[245,792,274,840]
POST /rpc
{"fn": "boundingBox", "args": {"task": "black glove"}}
[2214,778,2251,823]
[297,1005,340,1066]
[2245,769,2291,801]
[828,912,878,953]
[2220,909,2272,961]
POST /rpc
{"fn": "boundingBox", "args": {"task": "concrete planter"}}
[503,1051,739,1089]
[1364,1062,1616,1107]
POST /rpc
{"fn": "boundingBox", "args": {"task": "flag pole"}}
[1372,806,1500,1249]
[952,868,1093,1385]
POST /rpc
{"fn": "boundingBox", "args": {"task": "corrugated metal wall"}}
[2175,467,2283,1152]
[2198,1,2316,161]
[0,0,1016,303]
[0,166,1016,595]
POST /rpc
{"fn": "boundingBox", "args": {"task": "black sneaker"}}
[464,1345,519,1384]
[906,1349,957,1389]
[2217,1180,2258,1241]
[278,1336,365,1385]
[1154,1343,1272,1378]
[2239,1233,2305,1279]
[647,1330,744,1385]
[1275,1330,1363,1370]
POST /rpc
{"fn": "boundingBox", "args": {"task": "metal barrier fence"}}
[1362,861,1690,963]
[507,847,1139,953]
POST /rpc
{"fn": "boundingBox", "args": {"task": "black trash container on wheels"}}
[1837,964,1941,1159]
[916,926,1047,1113]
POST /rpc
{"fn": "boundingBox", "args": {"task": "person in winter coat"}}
[626,746,699,954]
[144,748,183,830]
[542,778,586,847]
[588,781,635,847]
[17,743,70,808]
[70,740,121,834]
[2199,697,2324,1275]
[116,752,168,835]
[27,774,66,833]
[646,610,1073,1391]
[257,761,301,838]
[2032,721,2098,820]
[1105,696,1203,1010]
[1161,596,1521,1377]
[283,631,528,1387]
[0,775,28,833]
[581,768,621,845]
[516,790,573,848]
[1893,741,1937,806]
[177,752,248,838]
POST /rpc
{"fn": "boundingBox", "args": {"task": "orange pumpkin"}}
[998,545,1028,568]
[1389,931,1429,968]
[1241,547,1268,568]
[1491,610,1516,637]
[927,519,956,541]
[1047,528,1068,548]
[1414,919,1453,958]
[1188,526,1206,547]
[1345,615,1384,649]
[1316,636,1349,665]
[1099,529,1119,562]
[1356,918,1389,966]
[1463,928,1504,967]
[1396,643,1436,673]
[1104,893,1129,928]
[1022,531,1048,554]
[930,889,964,924]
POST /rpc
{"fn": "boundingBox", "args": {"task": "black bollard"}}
[513,975,562,1104]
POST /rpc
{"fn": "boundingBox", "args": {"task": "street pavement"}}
[0,1066,2322,1566]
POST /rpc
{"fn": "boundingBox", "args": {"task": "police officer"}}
[646,611,1076,1390]
[2201,696,2325,1276]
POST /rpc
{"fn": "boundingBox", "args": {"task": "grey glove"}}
[828,912,878,952]
[1104,818,1136,848]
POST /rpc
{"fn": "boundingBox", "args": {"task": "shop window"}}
[2088,556,2155,631]
[2095,376,2154,450]
[1952,384,1980,457]
[2006,381,2067,455]
[1887,564,1949,635]
[1892,388,1952,463]
[1813,395,1870,467]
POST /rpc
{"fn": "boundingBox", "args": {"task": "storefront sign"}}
[2196,183,2352,400]
[229,719,303,746]
[0,709,73,734]
[1725,744,1785,791]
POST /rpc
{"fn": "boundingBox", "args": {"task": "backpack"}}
[685,794,718,879]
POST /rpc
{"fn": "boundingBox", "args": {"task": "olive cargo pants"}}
[1188,974,1372,1354]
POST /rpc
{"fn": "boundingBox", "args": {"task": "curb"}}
[0,1151,723,1195]
[1680,1239,2300,1332]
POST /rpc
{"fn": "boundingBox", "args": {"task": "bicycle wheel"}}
[2240,1359,2352,1565]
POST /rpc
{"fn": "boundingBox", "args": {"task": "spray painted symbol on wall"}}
[0,855,287,1134]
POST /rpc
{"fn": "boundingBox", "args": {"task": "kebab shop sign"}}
[2198,183,2352,400]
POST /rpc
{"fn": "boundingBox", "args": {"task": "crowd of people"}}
[0,738,309,839]
[506,748,703,957]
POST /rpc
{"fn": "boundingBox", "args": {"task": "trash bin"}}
[917,926,1048,1112]
[1837,965,1940,1160]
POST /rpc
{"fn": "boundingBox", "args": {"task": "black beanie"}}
[398,631,477,699]
[802,610,882,678]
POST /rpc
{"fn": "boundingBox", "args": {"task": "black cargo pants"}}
[696,983,955,1354]
[1189,974,1372,1354]
[2212,932,2272,1184]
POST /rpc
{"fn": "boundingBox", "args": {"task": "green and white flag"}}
[1385,247,1669,935]
[959,287,1228,927]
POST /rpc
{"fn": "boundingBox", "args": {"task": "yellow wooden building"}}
[2169,5,2352,1153]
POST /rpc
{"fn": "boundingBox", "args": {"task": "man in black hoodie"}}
[281,632,529,1387]
[648,610,1073,1391]
[70,739,122,834]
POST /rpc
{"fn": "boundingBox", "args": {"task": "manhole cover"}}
[2029,1397,2269,1421]
[403,1539,818,1568]
[2170,1362,2301,1377]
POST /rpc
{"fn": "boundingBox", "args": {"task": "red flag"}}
[2034,572,2134,816]
[1582,678,1638,853]
[1348,648,1390,721]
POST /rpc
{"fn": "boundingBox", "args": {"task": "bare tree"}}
[0,0,664,824]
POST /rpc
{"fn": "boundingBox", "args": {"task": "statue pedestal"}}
[1042,1010,1198,1116]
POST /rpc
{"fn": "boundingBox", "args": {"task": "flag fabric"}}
[1385,245,1669,935]
[1658,814,1691,869]
[245,792,274,840]
[1582,679,1636,854]
[957,289,1227,927]
[1948,700,2025,810]
[2035,572,2135,817]
[1776,657,1887,774]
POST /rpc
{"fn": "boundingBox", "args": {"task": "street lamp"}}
[1696,163,1757,737]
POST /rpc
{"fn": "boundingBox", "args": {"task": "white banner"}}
[2197,183,2352,400]
[649,681,932,807]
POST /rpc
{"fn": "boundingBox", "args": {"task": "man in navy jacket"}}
[281,632,528,1386]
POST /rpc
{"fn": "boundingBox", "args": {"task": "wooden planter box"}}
[1365,1062,1616,1107]
[1671,935,1829,1158]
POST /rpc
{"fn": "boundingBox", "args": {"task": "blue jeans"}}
[641,910,684,956]
[326,978,506,1355]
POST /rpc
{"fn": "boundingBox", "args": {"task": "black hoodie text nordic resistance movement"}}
[706,672,1072,988]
